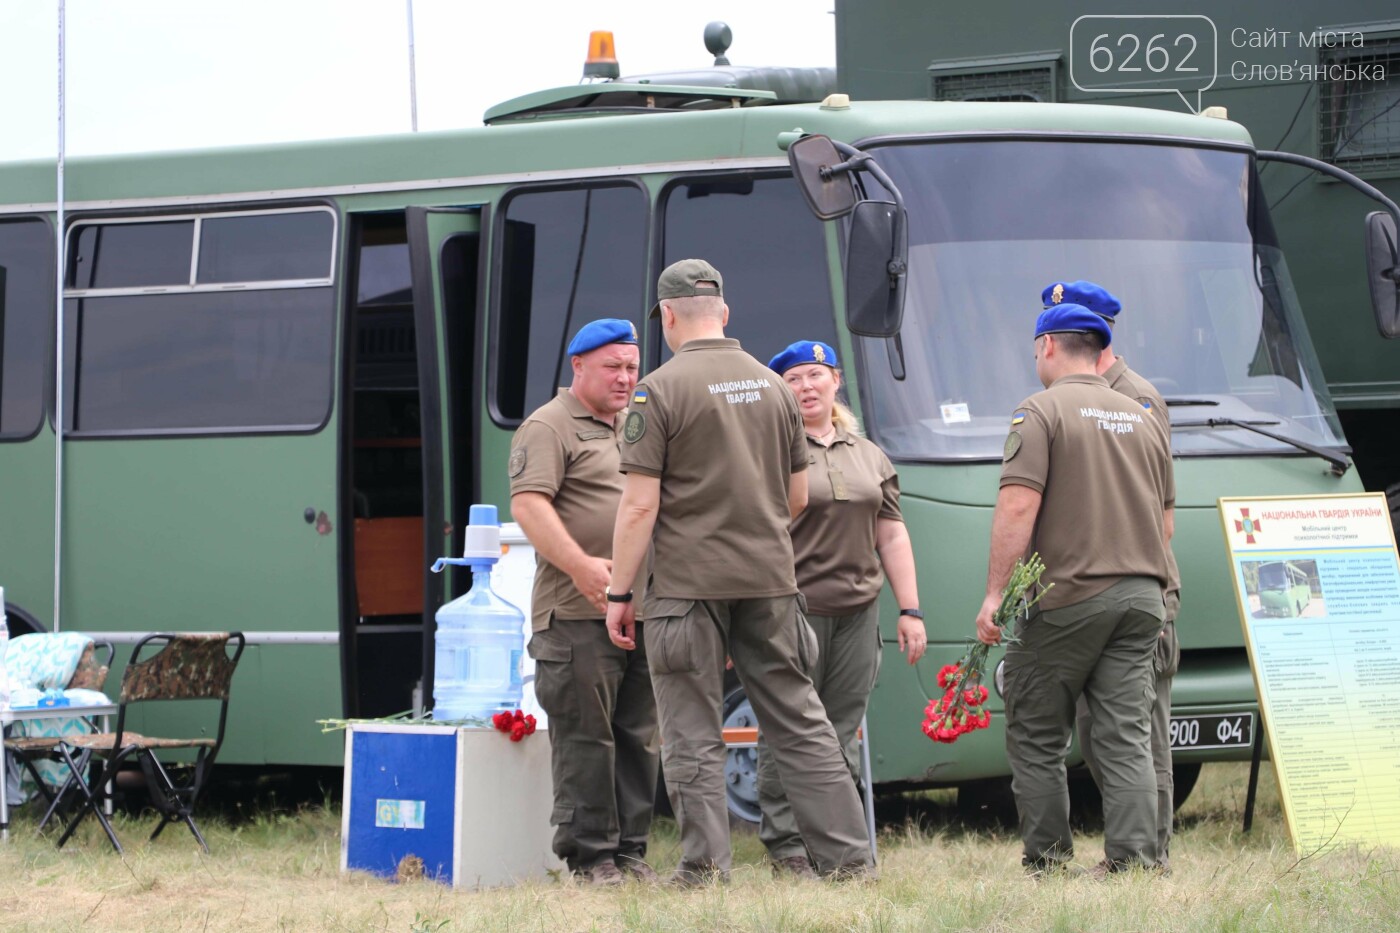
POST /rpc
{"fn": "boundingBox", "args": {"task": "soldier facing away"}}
[977,302,1174,877]
[604,259,873,884]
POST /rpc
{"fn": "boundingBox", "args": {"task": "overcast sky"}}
[0,0,835,163]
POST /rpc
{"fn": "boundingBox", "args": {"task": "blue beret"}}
[768,340,839,375]
[1034,303,1112,347]
[566,318,639,356]
[1042,280,1122,322]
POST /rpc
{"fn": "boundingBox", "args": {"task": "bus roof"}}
[0,98,1255,212]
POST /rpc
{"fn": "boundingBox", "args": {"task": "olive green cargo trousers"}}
[756,600,881,861]
[528,618,659,872]
[647,595,873,879]
[1078,616,1180,866]
[1003,576,1165,870]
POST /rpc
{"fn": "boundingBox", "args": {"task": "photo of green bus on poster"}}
[1240,559,1323,619]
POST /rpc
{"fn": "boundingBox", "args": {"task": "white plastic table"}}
[0,702,116,839]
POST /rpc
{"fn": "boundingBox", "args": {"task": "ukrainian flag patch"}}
[1011,411,1026,426]
[1142,400,1153,410]
[632,388,648,405]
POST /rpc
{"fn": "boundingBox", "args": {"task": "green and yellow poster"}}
[1220,493,1400,854]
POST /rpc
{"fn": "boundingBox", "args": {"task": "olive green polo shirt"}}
[791,428,903,615]
[618,337,807,606]
[1000,372,1174,610]
[1104,355,1182,613]
[509,389,623,632]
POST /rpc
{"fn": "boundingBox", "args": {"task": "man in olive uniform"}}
[604,259,873,884]
[1044,280,1183,870]
[976,302,1174,875]
[510,318,659,886]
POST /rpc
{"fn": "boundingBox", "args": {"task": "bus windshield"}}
[1257,563,1289,589]
[854,139,1345,462]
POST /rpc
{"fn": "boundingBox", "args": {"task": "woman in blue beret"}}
[756,340,926,878]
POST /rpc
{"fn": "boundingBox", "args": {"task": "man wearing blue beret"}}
[1046,280,1182,872]
[975,302,1174,877]
[509,317,660,885]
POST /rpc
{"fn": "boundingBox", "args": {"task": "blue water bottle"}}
[429,504,524,722]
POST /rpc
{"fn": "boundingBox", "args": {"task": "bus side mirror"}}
[1365,211,1400,338]
[846,200,906,338]
[787,134,858,220]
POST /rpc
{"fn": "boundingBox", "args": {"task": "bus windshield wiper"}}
[1172,416,1350,476]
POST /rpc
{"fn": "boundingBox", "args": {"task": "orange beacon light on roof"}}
[583,30,620,80]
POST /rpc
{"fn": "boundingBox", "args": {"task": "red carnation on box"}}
[493,708,537,741]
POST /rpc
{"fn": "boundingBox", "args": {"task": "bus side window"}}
[659,175,838,367]
[62,209,336,434]
[491,184,647,425]
[0,219,51,439]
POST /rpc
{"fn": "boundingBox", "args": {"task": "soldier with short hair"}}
[977,302,1174,876]
[510,318,659,886]
[605,259,873,884]
[1044,280,1183,871]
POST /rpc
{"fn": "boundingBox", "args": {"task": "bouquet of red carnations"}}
[922,554,1051,744]
[491,708,538,741]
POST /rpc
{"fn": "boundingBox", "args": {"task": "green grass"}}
[0,763,1397,931]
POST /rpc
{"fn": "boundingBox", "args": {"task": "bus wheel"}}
[721,683,761,832]
[1172,762,1202,811]
[2,602,42,636]
[957,777,1018,828]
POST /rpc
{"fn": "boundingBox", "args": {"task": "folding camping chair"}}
[52,632,245,854]
[3,634,115,824]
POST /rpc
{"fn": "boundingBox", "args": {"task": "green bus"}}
[834,0,1400,522]
[1256,561,1314,617]
[0,29,1387,819]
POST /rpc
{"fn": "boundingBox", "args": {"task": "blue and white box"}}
[341,723,561,888]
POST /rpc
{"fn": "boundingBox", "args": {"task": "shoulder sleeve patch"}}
[1003,431,1023,461]
[1011,410,1027,426]
[622,409,647,443]
[508,447,526,477]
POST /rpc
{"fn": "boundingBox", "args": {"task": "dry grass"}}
[1,763,1398,932]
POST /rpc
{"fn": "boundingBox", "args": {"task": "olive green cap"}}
[649,258,723,318]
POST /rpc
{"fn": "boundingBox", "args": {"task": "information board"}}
[1219,493,1400,855]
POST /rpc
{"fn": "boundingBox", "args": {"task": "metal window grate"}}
[932,67,1055,103]
[1318,38,1400,171]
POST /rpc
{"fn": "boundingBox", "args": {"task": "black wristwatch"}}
[899,608,924,619]
[605,586,634,604]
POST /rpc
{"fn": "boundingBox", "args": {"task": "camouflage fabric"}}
[4,736,64,752]
[121,633,239,703]
[67,642,111,692]
[67,732,216,751]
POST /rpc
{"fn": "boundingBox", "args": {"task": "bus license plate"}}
[1169,712,1253,750]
